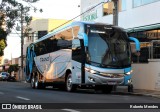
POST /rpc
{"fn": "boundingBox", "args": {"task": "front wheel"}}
[66,74,76,92]
[128,84,133,92]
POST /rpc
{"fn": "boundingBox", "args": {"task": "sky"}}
[4,0,81,60]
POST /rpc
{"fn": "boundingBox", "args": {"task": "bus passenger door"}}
[72,39,85,84]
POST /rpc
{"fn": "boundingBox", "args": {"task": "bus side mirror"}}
[129,37,140,52]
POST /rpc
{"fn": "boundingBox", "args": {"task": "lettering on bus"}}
[40,57,49,62]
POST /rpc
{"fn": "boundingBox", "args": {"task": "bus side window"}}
[72,39,82,62]
[38,41,47,55]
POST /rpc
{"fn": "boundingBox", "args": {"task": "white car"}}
[0,72,9,81]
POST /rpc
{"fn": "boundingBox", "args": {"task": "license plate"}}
[108,81,117,85]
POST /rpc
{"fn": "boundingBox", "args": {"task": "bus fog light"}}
[89,77,95,82]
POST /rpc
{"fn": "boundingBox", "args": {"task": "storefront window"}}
[133,0,160,7]
[103,0,126,16]
[131,42,150,63]
[129,29,160,63]
[152,41,160,59]
[133,0,142,7]
[119,0,127,11]
[103,2,113,16]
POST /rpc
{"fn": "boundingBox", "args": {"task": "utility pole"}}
[112,0,119,26]
[112,0,119,92]
[20,5,24,81]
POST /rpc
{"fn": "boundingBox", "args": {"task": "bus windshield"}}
[86,24,131,68]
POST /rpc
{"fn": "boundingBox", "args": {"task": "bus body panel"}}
[71,60,82,84]
[34,49,72,82]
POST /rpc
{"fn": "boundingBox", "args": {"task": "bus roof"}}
[34,21,96,44]
[33,21,124,44]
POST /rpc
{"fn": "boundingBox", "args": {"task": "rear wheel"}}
[35,75,40,89]
[66,74,76,92]
[31,76,35,89]
[34,74,45,89]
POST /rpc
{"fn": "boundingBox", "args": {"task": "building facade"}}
[80,0,160,90]
[23,18,69,55]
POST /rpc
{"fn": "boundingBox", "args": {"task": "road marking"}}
[0,92,4,95]
[62,109,80,112]
[16,96,30,101]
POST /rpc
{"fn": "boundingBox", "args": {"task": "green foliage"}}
[8,64,19,74]
[0,0,42,56]
[0,39,6,56]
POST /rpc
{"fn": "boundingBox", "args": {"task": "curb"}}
[112,91,160,99]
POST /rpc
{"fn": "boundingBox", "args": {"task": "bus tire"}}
[31,76,35,89]
[102,85,113,94]
[128,84,133,92]
[66,74,76,92]
[35,75,44,89]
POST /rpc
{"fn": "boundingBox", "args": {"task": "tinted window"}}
[2,72,8,76]
[34,40,47,56]
[34,27,74,56]
[57,40,72,49]
[72,39,83,62]
[133,0,160,7]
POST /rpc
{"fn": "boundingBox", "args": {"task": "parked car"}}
[7,74,16,82]
[0,72,9,81]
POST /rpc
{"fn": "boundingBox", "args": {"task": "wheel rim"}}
[67,75,72,91]
[31,77,35,88]
[35,76,39,88]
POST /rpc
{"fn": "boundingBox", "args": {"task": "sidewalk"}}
[115,86,160,98]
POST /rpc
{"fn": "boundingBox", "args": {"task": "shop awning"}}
[126,23,160,33]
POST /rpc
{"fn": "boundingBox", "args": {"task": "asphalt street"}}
[0,81,160,112]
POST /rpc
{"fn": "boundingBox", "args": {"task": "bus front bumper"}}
[85,72,131,86]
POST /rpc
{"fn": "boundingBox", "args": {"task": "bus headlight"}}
[126,70,133,75]
[90,70,97,74]
[85,67,98,74]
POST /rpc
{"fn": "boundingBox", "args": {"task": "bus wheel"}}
[102,85,113,94]
[35,75,42,89]
[66,74,76,92]
[31,76,35,89]
[128,84,133,92]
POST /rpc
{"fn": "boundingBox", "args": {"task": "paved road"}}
[0,81,160,112]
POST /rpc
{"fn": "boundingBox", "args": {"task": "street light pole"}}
[112,0,119,26]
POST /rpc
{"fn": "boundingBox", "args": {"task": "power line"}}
[49,0,109,32]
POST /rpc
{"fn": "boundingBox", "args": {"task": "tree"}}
[0,0,42,56]
[0,39,6,56]
[8,64,19,74]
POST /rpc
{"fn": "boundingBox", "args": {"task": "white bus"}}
[25,21,140,93]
